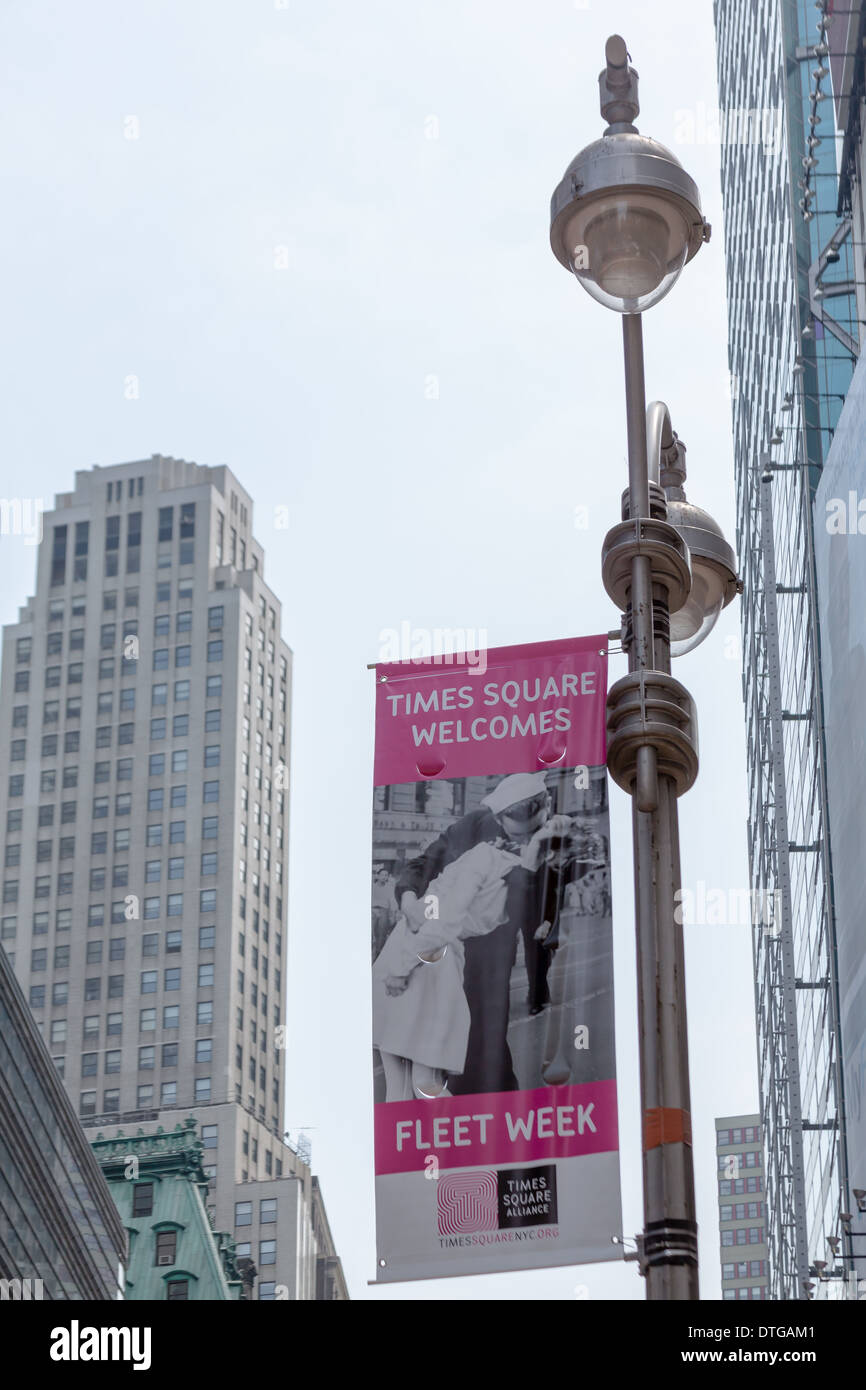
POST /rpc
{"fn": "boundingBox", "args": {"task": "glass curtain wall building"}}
[813,0,866,1302]
[714,0,858,1299]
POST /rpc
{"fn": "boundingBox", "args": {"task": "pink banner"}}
[371,633,621,1279]
[374,635,607,786]
[374,1080,618,1174]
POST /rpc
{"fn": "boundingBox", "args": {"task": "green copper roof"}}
[92,1120,244,1301]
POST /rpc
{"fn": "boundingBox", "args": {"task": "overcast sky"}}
[0,0,757,1299]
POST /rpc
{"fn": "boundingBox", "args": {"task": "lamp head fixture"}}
[550,36,710,314]
[644,415,740,656]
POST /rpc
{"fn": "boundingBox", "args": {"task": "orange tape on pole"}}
[643,1107,692,1151]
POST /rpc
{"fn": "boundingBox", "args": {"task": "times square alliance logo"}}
[437,1166,558,1236]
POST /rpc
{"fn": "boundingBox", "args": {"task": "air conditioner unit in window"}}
[158,1254,173,1266]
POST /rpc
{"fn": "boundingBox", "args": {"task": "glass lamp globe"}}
[664,498,739,656]
[669,581,724,655]
[566,191,693,313]
[551,133,709,314]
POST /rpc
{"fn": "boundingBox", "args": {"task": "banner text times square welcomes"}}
[384,673,598,748]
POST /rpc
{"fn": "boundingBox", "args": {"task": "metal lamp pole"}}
[617,311,699,1300]
[550,36,739,1300]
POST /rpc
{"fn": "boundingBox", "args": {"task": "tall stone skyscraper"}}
[0,455,346,1300]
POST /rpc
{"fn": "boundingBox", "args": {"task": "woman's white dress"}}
[372,840,521,1075]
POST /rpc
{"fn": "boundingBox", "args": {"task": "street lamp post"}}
[549,36,739,1300]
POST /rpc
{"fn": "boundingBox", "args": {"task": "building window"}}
[195,1038,212,1063]
[235,1201,252,1227]
[51,524,68,586]
[199,925,215,949]
[141,971,157,994]
[163,1005,179,1028]
[155,1231,177,1267]
[259,1240,276,1266]
[260,1198,277,1223]
[164,967,181,989]
[127,511,142,573]
[197,1001,213,1024]
[161,1081,177,1105]
[132,1183,154,1217]
[166,1279,188,1301]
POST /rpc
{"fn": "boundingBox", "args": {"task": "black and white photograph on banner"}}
[371,766,613,1104]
